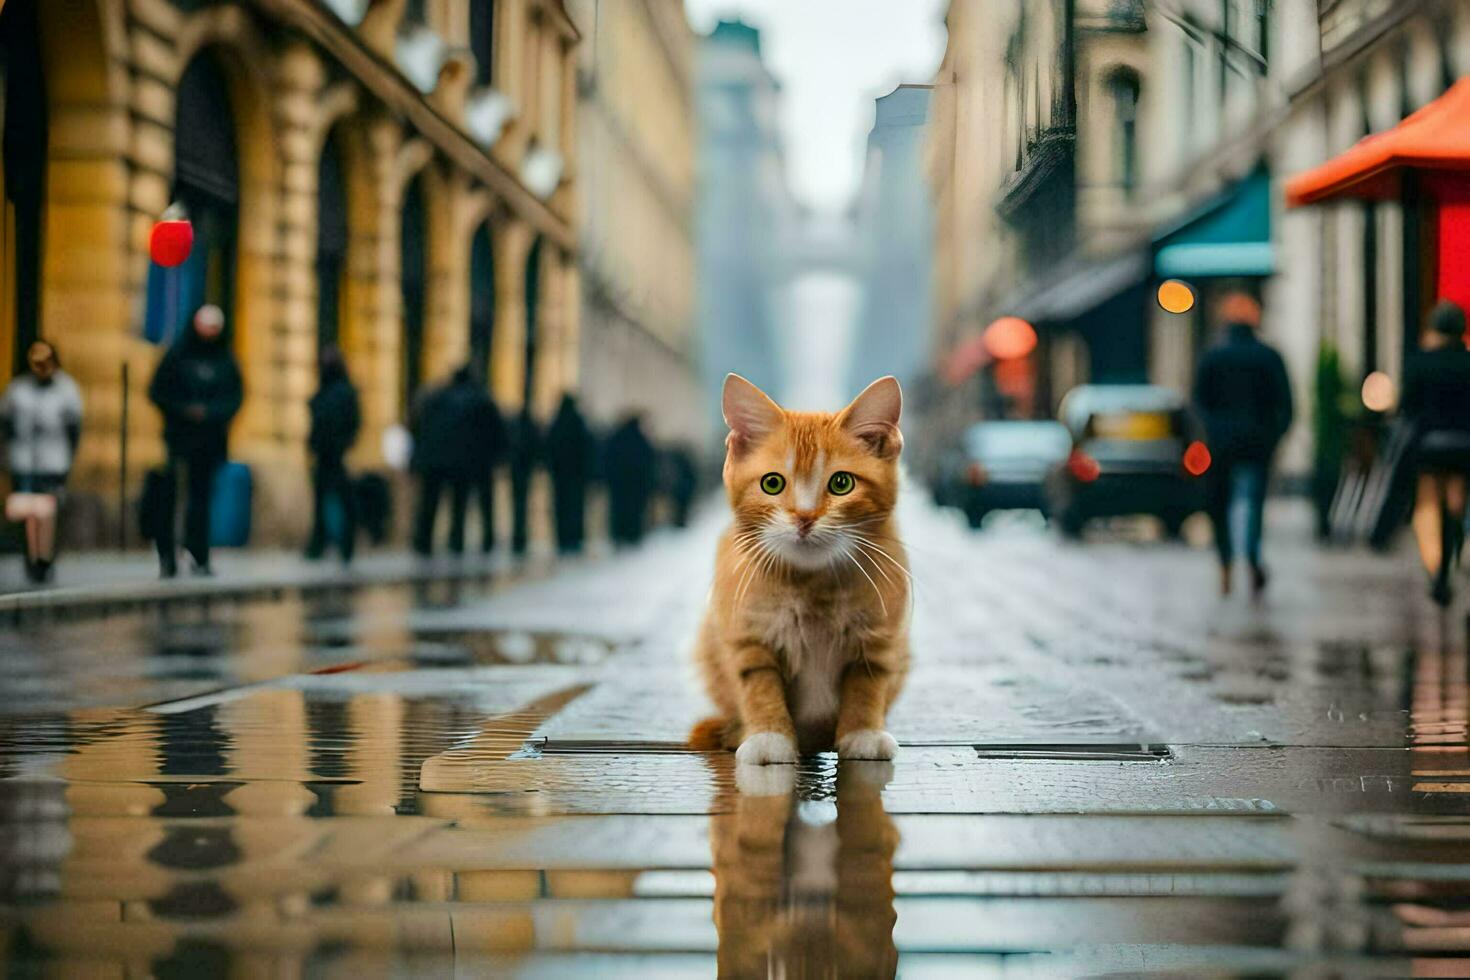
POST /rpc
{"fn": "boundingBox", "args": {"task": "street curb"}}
[0,552,552,624]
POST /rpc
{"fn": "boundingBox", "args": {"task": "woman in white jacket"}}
[1,341,83,583]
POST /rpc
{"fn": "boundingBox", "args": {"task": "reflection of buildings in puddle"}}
[1409,616,1470,793]
[710,761,899,979]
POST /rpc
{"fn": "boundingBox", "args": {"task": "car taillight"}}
[1183,440,1212,477]
[966,462,987,486]
[1067,450,1100,483]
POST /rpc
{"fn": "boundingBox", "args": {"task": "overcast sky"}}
[684,0,949,214]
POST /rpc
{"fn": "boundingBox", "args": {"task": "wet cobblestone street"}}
[4,498,1470,977]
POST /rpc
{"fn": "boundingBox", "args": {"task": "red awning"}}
[1286,78,1470,207]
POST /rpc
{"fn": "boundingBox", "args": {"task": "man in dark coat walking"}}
[1192,293,1293,597]
[544,393,593,554]
[147,304,244,577]
[509,409,540,556]
[411,365,491,556]
[466,373,507,554]
[305,346,361,563]
[605,413,657,547]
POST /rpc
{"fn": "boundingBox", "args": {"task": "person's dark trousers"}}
[156,452,221,573]
[472,471,496,554]
[413,468,453,557]
[446,476,472,555]
[511,463,531,556]
[552,476,585,553]
[1206,456,1269,569]
[307,457,357,562]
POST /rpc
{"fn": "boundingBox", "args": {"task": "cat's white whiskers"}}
[843,549,887,616]
[847,538,895,586]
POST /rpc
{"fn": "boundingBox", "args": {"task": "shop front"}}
[1287,77,1470,350]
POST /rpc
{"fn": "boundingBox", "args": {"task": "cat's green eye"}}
[828,471,856,495]
[760,473,786,495]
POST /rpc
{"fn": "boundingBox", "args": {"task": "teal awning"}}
[1153,168,1274,278]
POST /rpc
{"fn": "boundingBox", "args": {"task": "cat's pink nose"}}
[794,515,817,538]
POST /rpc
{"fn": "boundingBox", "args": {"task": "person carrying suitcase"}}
[147,304,243,578]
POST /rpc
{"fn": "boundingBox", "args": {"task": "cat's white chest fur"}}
[761,602,851,732]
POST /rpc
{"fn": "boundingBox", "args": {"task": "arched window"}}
[522,236,541,409]
[0,0,46,377]
[470,222,495,379]
[317,131,348,351]
[470,0,496,87]
[1106,68,1141,193]
[148,50,238,345]
[400,176,427,411]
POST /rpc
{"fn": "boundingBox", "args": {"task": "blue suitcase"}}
[210,461,253,548]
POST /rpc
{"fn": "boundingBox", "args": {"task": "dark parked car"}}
[936,421,1072,528]
[1045,385,1211,539]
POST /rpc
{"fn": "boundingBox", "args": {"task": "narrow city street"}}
[3,494,1468,976]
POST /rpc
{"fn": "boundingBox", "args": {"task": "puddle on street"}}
[4,568,1470,974]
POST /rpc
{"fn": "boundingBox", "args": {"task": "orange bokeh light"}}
[1183,440,1212,477]
[983,316,1038,360]
[1157,279,1196,315]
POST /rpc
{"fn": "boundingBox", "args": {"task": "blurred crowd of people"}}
[0,303,705,584]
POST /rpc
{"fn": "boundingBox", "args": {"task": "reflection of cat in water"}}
[709,762,900,978]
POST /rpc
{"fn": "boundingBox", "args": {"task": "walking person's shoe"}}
[22,556,42,585]
[34,559,53,584]
[159,551,178,579]
[1250,564,1269,598]
[1432,568,1454,607]
[190,560,214,578]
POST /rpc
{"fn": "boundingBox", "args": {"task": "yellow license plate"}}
[1091,412,1172,439]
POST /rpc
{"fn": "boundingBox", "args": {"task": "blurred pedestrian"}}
[663,445,699,529]
[148,304,243,578]
[1402,300,1470,605]
[509,409,540,556]
[466,371,507,554]
[605,413,656,547]
[411,365,487,557]
[545,393,593,554]
[1192,293,1293,598]
[1,340,82,583]
[305,346,360,564]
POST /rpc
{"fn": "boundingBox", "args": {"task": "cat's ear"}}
[723,374,783,457]
[840,376,903,459]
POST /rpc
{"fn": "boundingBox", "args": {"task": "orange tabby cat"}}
[691,374,910,764]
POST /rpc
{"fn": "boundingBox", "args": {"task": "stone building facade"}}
[0,0,580,545]
[925,0,1470,485]
[848,84,935,398]
[695,19,790,442]
[924,0,1150,451]
[565,0,701,447]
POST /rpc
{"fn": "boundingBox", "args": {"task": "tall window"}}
[470,222,495,378]
[316,132,348,351]
[0,0,46,378]
[470,0,495,87]
[522,236,541,410]
[153,50,238,345]
[400,176,427,411]
[1107,69,1141,193]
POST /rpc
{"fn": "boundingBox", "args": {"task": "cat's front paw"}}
[837,729,899,761]
[736,731,798,766]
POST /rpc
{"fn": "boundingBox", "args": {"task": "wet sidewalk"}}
[0,545,560,620]
[3,499,1470,976]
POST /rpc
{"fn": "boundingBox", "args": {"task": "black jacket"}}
[1192,324,1294,461]
[412,375,500,475]
[308,369,360,461]
[545,397,593,483]
[148,331,244,458]
[1402,347,1470,435]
